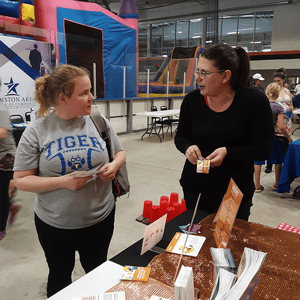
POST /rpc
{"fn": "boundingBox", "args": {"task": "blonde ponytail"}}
[34,65,90,118]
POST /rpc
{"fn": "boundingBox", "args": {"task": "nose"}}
[89,92,94,101]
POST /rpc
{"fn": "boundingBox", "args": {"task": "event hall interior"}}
[1,0,300,299]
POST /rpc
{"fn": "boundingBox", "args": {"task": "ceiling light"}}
[190,18,202,22]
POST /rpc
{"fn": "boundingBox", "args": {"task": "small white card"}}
[72,291,125,300]
[141,214,167,255]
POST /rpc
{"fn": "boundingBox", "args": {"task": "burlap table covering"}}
[107,214,300,299]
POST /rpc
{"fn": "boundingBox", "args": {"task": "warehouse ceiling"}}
[76,0,206,14]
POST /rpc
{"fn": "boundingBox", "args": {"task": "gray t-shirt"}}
[0,105,16,160]
[14,112,123,229]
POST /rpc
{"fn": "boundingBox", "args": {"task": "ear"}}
[58,93,67,105]
[222,70,232,84]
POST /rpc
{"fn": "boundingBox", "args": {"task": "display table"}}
[277,138,300,193]
[48,211,300,300]
[111,209,210,267]
[48,261,124,300]
[108,214,300,300]
[47,210,210,300]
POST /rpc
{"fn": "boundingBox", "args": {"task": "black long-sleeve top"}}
[175,87,274,203]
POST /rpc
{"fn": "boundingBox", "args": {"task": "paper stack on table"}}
[174,265,194,300]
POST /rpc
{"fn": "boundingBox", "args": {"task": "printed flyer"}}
[121,266,151,281]
[166,232,206,257]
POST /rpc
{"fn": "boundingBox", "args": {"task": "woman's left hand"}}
[97,162,118,182]
[206,147,227,167]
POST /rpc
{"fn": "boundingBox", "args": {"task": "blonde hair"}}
[35,64,90,117]
[266,82,280,100]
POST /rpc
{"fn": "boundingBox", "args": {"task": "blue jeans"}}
[35,206,115,297]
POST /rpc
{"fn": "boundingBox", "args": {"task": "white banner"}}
[0,36,55,119]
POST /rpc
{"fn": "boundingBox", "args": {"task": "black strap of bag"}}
[90,111,130,198]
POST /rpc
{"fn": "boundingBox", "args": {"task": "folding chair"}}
[160,106,179,137]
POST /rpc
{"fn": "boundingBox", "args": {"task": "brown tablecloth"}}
[107,214,300,300]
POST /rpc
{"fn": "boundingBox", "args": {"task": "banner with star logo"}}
[0,36,55,119]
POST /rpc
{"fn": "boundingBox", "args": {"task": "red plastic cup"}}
[180,199,187,213]
[170,192,179,206]
[150,205,160,223]
[166,207,175,222]
[160,200,169,217]
[143,200,153,218]
[160,196,169,205]
[172,202,181,217]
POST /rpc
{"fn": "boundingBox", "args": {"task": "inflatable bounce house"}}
[0,0,34,27]
[34,0,139,99]
[139,46,205,97]
[0,0,139,100]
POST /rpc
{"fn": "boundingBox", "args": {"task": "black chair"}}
[25,111,31,122]
[160,106,179,137]
[150,105,166,138]
[9,115,25,146]
[9,114,24,124]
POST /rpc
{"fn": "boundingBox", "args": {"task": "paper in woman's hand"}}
[66,165,102,178]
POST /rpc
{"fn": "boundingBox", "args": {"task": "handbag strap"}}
[90,111,113,162]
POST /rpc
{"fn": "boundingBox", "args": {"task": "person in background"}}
[264,83,292,191]
[274,68,293,113]
[13,65,126,297]
[252,73,265,93]
[175,43,274,221]
[293,81,300,111]
[294,81,300,96]
[0,78,18,241]
[265,68,293,174]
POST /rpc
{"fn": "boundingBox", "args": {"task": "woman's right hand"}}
[185,145,202,165]
[61,175,93,191]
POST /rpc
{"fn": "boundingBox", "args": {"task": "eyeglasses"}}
[194,69,225,79]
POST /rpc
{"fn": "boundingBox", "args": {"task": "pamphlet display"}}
[141,214,167,255]
[209,247,267,300]
[213,179,243,248]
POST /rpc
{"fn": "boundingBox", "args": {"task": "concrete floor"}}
[1,127,300,300]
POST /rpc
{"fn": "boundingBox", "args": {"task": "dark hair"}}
[201,43,250,91]
[273,68,287,80]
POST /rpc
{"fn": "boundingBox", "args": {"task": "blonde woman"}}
[13,65,126,297]
[266,83,292,190]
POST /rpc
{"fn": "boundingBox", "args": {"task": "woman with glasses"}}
[175,43,274,221]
